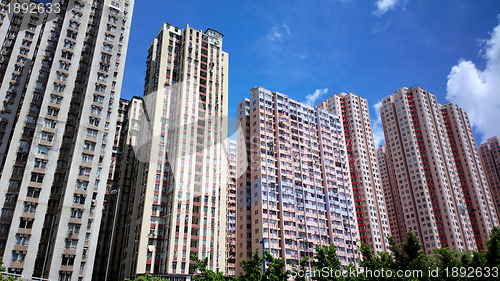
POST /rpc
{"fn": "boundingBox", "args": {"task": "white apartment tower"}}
[119,24,229,278]
[0,0,134,280]
[318,93,390,253]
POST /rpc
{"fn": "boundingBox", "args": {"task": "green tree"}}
[232,251,263,281]
[486,226,500,269]
[0,258,18,281]
[190,254,225,281]
[389,231,434,281]
[431,247,464,281]
[310,244,342,281]
[357,242,394,280]
[262,251,289,281]
[291,257,309,281]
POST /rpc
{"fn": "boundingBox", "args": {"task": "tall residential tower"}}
[225,139,237,277]
[236,87,360,273]
[0,0,134,279]
[480,137,500,217]
[318,93,390,253]
[379,87,476,253]
[119,23,229,278]
[441,102,498,250]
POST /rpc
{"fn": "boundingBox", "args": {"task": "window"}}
[76,180,89,190]
[84,141,96,151]
[44,119,57,129]
[65,239,78,249]
[56,72,68,81]
[70,208,84,219]
[79,167,92,177]
[91,106,102,115]
[27,187,41,198]
[61,50,73,60]
[89,117,100,126]
[30,172,44,183]
[93,94,104,104]
[67,223,81,234]
[53,83,65,93]
[95,84,106,92]
[41,132,54,142]
[23,202,37,213]
[34,158,48,169]
[73,194,86,205]
[81,154,93,163]
[37,145,50,155]
[15,234,30,246]
[50,94,63,104]
[86,129,98,138]
[59,61,70,70]
[19,217,34,229]
[58,271,72,281]
[11,251,26,263]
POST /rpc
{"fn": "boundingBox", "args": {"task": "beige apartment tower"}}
[480,137,500,217]
[118,24,229,279]
[236,87,360,274]
[441,103,498,250]
[0,0,134,280]
[379,87,477,253]
[376,145,406,245]
[318,93,390,253]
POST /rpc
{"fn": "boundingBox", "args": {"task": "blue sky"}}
[121,0,500,146]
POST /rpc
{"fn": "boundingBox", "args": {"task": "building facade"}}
[235,98,252,274]
[0,0,134,280]
[376,145,406,246]
[441,103,498,250]
[225,139,237,276]
[118,23,229,278]
[318,93,390,253]
[479,137,500,218]
[236,87,360,273]
[379,87,476,253]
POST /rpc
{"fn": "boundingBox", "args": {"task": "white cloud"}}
[446,21,500,143]
[372,100,385,148]
[305,88,329,107]
[266,23,292,41]
[373,0,400,16]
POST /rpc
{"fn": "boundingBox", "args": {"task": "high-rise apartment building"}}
[235,98,252,274]
[479,137,500,217]
[376,145,406,246]
[0,0,134,280]
[379,87,476,253]
[111,96,144,281]
[441,103,498,250]
[318,93,390,253]
[236,87,360,273]
[92,97,136,281]
[118,23,229,278]
[226,139,237,277]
